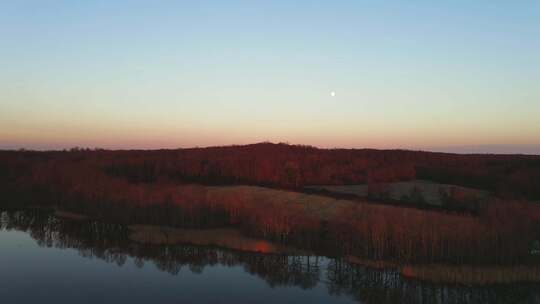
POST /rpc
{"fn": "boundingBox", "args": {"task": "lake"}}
[1,209,539,304]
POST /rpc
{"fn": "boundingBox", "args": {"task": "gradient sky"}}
[1,1,539,152]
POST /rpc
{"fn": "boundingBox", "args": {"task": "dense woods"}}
[1,143,540,265]
[2,143,539,197]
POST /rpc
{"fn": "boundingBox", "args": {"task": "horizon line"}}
[2,141,540,156]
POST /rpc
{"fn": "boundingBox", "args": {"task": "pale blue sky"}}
[1,1,539,152]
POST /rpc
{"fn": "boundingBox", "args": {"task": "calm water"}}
[1,210,539,304]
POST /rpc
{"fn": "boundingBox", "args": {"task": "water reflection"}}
[1,209,539,304]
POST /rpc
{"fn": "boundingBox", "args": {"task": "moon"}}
[330,91,336,97]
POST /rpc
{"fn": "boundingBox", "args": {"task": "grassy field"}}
[305,179,489,207]
[128,225,309,255]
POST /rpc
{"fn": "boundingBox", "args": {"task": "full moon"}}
[330,91,336,97]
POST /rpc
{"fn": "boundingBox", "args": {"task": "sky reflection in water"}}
[0,210,538,304]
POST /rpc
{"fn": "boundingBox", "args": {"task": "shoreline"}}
[400,264,540,285]
[127,224,310,255]
[7,206,540,285]
[127,223,540,285]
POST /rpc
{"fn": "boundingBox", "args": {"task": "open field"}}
[305,179,490,207]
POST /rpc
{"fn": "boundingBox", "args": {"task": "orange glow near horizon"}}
[1,1,539,154]
[2,126,539,154]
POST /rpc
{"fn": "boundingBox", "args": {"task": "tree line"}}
[1,143,540,264]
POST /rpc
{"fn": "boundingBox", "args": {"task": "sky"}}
[1,1,539,153]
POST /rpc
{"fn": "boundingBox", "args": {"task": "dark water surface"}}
[0,210,539,304]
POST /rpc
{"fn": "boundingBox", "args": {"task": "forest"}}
[1,142,539,265]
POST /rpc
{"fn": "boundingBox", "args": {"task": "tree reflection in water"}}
[1,209,539,304]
